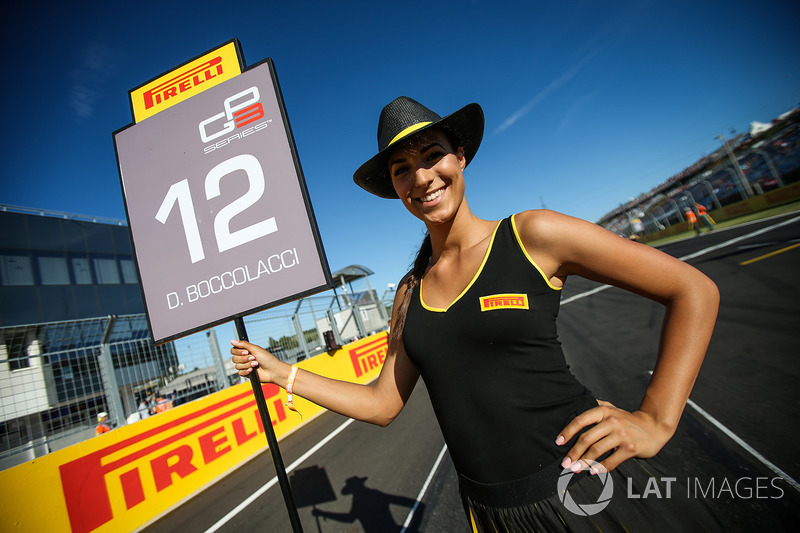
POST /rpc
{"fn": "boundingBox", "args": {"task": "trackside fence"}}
[0,288,390,471]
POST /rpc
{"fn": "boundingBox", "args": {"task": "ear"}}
[456,146,466,169]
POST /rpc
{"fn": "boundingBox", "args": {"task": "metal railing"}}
[607,124,800,237]
[0,287,390,471]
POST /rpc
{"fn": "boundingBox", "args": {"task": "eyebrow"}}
[388,142,444,168]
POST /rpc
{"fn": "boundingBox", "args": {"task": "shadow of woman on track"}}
[311,475,423,532]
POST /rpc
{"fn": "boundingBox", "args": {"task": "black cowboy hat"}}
[353,96,484,199]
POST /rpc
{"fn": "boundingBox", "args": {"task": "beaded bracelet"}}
[285,365,302,418]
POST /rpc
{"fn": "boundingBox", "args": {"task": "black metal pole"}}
[235,317,304,533]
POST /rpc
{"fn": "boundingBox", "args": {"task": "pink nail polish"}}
[555,435,565,446]
[561,457,572,469]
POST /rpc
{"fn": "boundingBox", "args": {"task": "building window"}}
[71,257,93,285]
[120,259,138,284]
[2,330,31,370]
[38,255,70,285]
[0,254,34,286]
[93,257,120,284]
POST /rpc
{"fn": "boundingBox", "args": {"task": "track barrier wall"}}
[639,181,800,243]
[0,332,388,533]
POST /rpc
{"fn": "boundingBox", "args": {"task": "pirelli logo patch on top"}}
[479,293,529,311]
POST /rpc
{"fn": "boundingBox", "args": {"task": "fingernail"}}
[251,361,258,367]
[590,467,598,476]
[555,435,565,446]
[571,461,583,473]
[248,355,255,361]
[561,457,572,469]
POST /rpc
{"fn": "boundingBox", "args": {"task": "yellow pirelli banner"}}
[129,40,243,123]
[0,332,388,533]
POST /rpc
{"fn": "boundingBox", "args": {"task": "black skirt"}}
[459,456,726,533]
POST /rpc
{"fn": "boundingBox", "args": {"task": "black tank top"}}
[403,215,597,484]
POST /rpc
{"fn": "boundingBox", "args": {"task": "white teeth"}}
[421,189,443,202]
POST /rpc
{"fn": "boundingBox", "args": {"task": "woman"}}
[231,97,720,531]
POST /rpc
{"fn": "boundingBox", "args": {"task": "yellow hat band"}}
[388,122,432,147]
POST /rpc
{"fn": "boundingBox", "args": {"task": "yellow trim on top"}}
[388,122,432,146]
[510,214,562,291]
[420,221,502,312]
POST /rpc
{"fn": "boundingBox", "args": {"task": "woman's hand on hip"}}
[555,400,673,474]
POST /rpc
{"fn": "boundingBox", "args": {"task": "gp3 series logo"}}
[199,86,270,153]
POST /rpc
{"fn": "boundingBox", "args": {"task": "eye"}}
[425,150,445,162]
[392,164,410,178]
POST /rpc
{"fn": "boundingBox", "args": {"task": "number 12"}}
[155,154,277,263]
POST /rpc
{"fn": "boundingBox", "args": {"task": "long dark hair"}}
[388,233,432,352]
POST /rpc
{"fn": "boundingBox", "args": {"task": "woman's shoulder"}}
[512,209,562,224]
[512,209,612,255]
[512,209,572,240]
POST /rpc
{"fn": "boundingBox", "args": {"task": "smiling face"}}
[388,129,467,225]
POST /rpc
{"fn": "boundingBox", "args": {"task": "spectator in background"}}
[95,412,111,436]
[685,208,700,235]
[695,203,715,232]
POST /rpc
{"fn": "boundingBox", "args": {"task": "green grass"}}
[644,200,800,247]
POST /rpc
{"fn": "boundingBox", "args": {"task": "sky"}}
[2,0,799,365]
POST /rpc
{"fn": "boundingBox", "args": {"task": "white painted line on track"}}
[400,444,449,532]
[645,370,800,494]
[685,399,800,494]
[676,214,800,262]
[560,284,612,305]
[204,417,356,533]
[561,214,800,306]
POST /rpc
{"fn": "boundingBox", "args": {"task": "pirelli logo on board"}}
[58,384,286,533]
[479,293,529,311]
[349,335,388,378]
[130,40,243,122]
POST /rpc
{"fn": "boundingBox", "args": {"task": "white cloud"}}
[69,43,116,120]
[493,49,599,136]
[556,91,597,135]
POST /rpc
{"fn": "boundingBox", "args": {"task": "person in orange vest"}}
[695,203,715,231]
[95,412,111,435]
[685,209,700,235]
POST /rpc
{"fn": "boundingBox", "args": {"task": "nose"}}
[414,166,434,189]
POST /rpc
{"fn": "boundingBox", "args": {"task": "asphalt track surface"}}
[144,212,800,533]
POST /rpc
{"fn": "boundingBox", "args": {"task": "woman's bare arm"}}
[514,209,719,472]
[231,278,420,427]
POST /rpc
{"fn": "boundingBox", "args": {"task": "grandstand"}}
[598,107,800,240]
